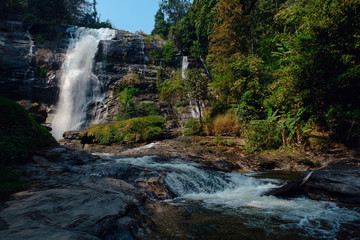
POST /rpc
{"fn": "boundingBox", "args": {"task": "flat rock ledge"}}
[0,146,150,240]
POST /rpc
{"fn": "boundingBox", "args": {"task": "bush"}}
[212,114,240,136]
[0,97,56,165]
[183,118,201,136]
[243,121,282,152]
[82,116,166,145]
[243,110,282,152]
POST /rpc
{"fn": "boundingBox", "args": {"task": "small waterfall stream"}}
[24,26,35,98]
[182,56,204,118]
[52,27,115,139]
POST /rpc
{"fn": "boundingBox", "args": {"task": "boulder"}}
[264,159,360,206]
[0,146,149,239]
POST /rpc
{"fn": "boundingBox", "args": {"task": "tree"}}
[184,69,209,120]
[64,0,91,24]
[151,9,170,39]
[26,0,68,26]
[159,0,191,25]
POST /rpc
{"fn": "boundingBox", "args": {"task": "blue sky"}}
[97,0,161,34]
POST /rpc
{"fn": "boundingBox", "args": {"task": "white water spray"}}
[52,27,115,139]
[111,155,360,239]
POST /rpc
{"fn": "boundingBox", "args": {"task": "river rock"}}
[265,159,360,206]
[62,130,82,140]
[0,146,152,239]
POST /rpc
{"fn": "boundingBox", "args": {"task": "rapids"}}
[94,155,360,239]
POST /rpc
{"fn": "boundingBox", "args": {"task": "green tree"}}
[159,0,191,25]
[26,0,68,26]
[184,69,209,120]
[152,9,171,39]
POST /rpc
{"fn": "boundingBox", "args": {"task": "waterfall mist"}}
[52,27,115,139]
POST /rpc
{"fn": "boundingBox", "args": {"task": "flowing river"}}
[85,155,360,239]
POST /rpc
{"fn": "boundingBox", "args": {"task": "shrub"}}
[243,110,282,152]
[136,102,160,117]
[212,114,240,136]
[183,118,201,136]
[0,97,56,165]
[82,116,166,145]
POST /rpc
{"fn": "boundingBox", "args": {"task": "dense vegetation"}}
[81,116,166,145]
[0,97,56,198]
[153,0,360,150]
[0,0,112,38]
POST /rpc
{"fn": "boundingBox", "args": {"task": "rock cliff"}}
[0,17,184,128]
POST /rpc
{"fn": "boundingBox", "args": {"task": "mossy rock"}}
[0,97,56,165]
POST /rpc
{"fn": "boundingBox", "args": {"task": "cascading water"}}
[182,56,189,79]
[52,27,115,139]
[24,26,35,98]
[90,155,360,239]
[182,56,204,118]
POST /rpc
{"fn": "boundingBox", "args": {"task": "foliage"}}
[159,70,185,108]
[0,165,26,199]
[183,118,202,136]
[159,0,191,25]
[161,42,176,66]
[183,69,209,120]
[152,9,171,39]
[81,116,166,145]
[0,97,56,165]
[243,109,282,152]
[0,0,26,14]
[211,114,240,136]
[116,87,139,121]
[215,136,234,146]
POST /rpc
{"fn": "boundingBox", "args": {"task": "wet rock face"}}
[0,21,176,125]
[0,18,67,103]
[265,159,360,206]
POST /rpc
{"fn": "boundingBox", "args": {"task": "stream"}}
[86,155,360,239]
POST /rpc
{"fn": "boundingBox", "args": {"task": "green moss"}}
[0,165,26,199]
[82,115,166,145]
[215,136,234,146]
[0,97,56,165]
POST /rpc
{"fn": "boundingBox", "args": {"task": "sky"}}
[97,0,161,34]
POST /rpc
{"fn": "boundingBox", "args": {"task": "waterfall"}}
[200,56,211,80]
[182,56,204,118]
[52,27,116,139]
[182,56,188,79]
[24,26,35,98]
[137,34,148,74]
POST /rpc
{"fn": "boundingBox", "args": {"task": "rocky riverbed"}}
[0,141,359,239]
